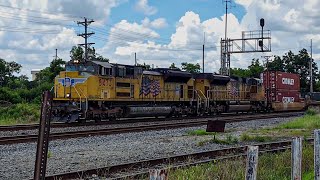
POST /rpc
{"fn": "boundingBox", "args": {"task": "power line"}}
[0,4,80,19]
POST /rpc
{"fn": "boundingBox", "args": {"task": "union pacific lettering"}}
[282,78,294,85]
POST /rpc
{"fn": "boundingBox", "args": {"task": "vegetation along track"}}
[0,112,302,145]
[0,111,303,132]
[44,138,314,180]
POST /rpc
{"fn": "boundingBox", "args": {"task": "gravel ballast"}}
[0,116,299,180]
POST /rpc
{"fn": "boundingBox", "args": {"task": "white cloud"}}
[0,0,125,79]
[100,11,243,73]
[135,0,157,16]
[141,17,168,29]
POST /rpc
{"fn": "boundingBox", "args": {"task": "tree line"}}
[0,47,317,104]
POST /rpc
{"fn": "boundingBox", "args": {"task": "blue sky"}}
[99,0,246,47]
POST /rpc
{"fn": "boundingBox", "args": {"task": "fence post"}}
[245,146,259,180]
[292,137,302,180]
[149,169,168,180]
[315,130,320,180]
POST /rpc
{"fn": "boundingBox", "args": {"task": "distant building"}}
[31,69,41,81]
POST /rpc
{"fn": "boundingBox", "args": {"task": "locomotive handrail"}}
[73,87,82,110]
[78,88,88,115]
[198,90,208,110]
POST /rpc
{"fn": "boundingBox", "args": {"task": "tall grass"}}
[0,103,40,125]
[276,115,320,130]
[169,145,314,180]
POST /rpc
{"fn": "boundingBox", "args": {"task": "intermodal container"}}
[262,71,300,91]
[271,90,302,103]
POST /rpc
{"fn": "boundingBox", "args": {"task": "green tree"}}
[230,59,264,78]
[70,46,84,61]
[137,62,151,70]
[96,55,109,62]
[169,63,179,70]
[247,59,264,78]
[181,62,201,73]
[230,68,250,77]
[0,59,22,86]
[267,56,285,71]
[36,58,65,84]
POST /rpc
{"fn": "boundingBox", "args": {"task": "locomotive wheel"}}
[109,116,116,121]
[94,116,101,123]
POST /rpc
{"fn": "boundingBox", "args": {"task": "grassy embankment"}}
[0,103,40,125]
[169,145,314,180]
[174,109,320,179]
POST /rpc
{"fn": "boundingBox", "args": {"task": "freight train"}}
[52,59,305,122]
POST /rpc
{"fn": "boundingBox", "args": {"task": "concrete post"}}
[292,137,302,180]
[245,146,259,180]
[149,169,168,180]
[315,130,320,180]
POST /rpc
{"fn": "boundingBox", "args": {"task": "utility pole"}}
[262,55,272,107]
[203,32,205,74]
[77,17,95,62]
[135,52,137,66]
[55,49,58,60]
[310,39,313,93]
[220,0,232,76]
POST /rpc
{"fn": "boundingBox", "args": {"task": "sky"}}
[0,0,319,79]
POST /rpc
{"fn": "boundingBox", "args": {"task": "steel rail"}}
[44,138,314,180]
[0,111,304,132]
[0,112,303,145]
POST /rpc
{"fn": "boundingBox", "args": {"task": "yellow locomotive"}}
[53,60,267,122]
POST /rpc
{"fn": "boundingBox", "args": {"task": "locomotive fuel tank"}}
[228,105,251,112]
[126,106,173,117]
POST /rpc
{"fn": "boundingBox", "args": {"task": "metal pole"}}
[245,146,259,180]
[224,1,228,76]
[291,137,302,180]
[315,130,320,180]
[34,91,52,180]
[84,18,88,61]
[135,52,137,66]
[203,44,205,74]
[310,39,313,93]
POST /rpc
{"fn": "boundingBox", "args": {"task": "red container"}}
[262,71,300,91]
[271,90,302,103]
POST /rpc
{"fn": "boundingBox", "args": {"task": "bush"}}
[0,87,22,103]
[0,103,40,125]
[306,108,317,116]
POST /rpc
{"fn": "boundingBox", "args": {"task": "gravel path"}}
[0,116,299,180]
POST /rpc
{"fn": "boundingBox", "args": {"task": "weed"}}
[47,151,52,158]
[240,133,273,142]
[306,108,317,116]
[187,129,217,136]
[197,135,238,146]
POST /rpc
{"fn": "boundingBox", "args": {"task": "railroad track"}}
[0,112,302,145]
[0,111,304,131]
[44,138,314,180]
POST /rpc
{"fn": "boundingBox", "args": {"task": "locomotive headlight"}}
[66,93,70,98]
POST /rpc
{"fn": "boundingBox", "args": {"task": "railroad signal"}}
[260,18,265,28]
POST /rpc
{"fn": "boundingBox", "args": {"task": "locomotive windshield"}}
[66,64,95,73]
